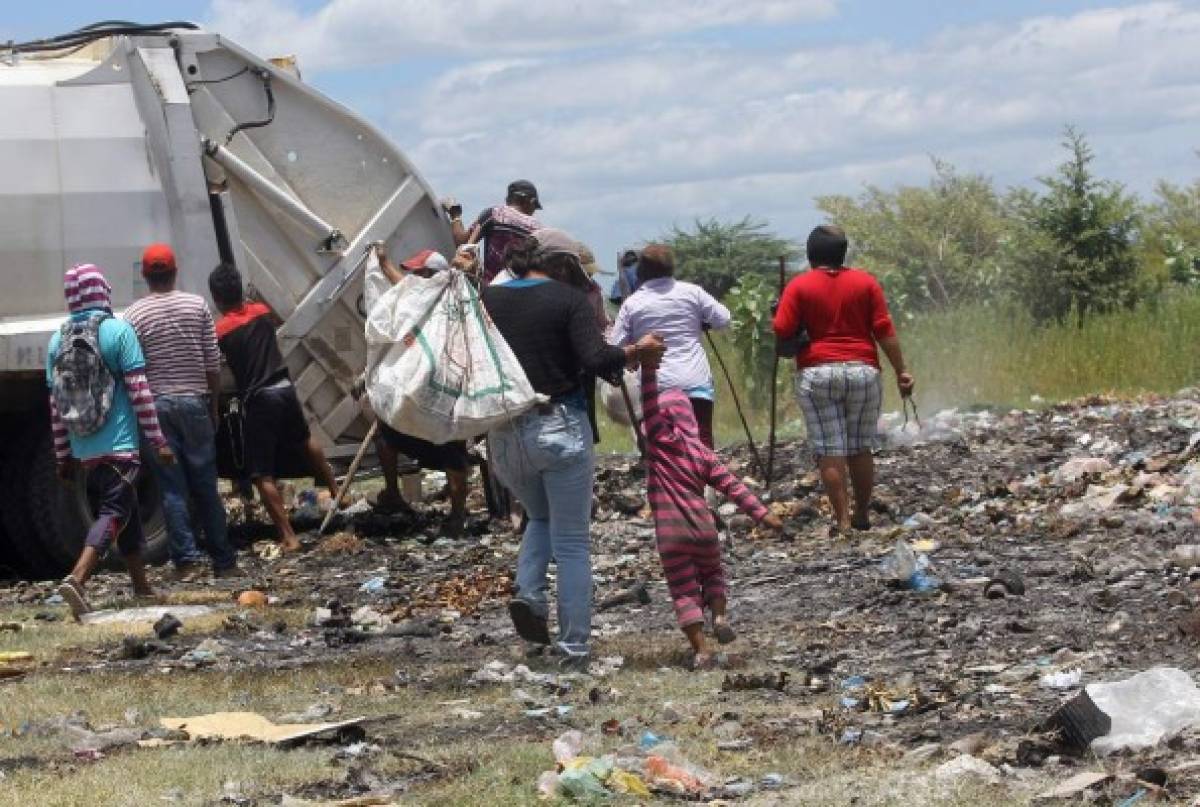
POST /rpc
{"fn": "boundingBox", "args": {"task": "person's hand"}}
[441,196,463,219]
[57,457,78,483]
[897,371,915,398]
[635,333,665,370]
[372,241,388,262]
[157,444,176,466]
[762,513,784,531]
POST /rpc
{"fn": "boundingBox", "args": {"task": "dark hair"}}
[146,269,177,291]
[504,236,589,289]
[620,250,639,267]
[505,236,540,279]
[208,262,244,307]
[807,225,848,268]
[637,244,674,281]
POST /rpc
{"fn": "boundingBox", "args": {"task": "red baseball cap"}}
[400,249,450,272]
[141,243,176,276]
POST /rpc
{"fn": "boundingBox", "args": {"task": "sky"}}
[6,1,1200,275]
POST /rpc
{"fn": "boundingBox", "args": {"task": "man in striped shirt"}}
[49,264,174,619]
[124,244,238,579]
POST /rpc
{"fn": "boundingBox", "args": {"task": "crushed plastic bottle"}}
[879,539,941,592]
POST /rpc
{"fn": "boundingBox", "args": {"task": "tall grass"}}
[596,291,1200,453]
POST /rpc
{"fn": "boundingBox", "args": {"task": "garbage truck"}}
[0,22,454,578]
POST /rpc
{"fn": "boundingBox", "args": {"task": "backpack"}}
[51,313,116,437]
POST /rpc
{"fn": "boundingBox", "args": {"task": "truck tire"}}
[0,420,64,579]
[0,417,31,579]
[8,418,169,578]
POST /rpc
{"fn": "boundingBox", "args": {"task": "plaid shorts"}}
[795,363,882,457]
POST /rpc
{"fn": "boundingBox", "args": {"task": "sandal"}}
[370,489,414,515]
[57,577,92,622]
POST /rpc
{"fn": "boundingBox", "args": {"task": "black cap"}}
[507,179,543,210]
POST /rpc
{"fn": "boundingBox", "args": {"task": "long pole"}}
[705,330,764,478]
[318,420,378,535]
[766,255,786,494]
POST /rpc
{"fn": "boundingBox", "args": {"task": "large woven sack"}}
[364,261,539,442]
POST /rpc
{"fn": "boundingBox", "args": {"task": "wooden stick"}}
[319,420,378,535]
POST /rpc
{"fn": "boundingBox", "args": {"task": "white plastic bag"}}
[599,370,641,426]
[364,266,539,442]
[1087,667,1200,755]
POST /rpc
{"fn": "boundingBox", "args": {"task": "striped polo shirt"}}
[123,290,221,396]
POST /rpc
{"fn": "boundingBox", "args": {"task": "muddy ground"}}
[5,391,1200,805]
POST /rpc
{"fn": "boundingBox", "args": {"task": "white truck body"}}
[0,25,453,577]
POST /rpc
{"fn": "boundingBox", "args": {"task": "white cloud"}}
[207,0,836,69]
[204,1,1200,270]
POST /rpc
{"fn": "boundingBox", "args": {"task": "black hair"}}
[504,236,589,289]
[208,262,244,308]
[620,250,639,267]
[146,269,177,291]
[807,225,848,269]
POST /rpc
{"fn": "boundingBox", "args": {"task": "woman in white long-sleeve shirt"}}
[609,245,731,449]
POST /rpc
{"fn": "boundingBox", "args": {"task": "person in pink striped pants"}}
[641,363,781,669]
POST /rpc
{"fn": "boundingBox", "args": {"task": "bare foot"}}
[691,652,718,671]
[280,536,302,554]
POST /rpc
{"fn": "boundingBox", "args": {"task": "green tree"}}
[816,160,1007,318]
[1141,178,1200,285]
[665,217,794,299]
[1007,127,1142,322]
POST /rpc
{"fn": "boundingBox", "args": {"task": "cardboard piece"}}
[160,711,364,745]
[1036,771,1112,801]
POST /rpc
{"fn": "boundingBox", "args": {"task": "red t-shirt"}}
[772,267,896,369]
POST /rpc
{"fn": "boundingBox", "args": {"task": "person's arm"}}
[112,322,172,461]
[772,277,802,339]
[869,279,914,397]
[376,251,405,286]
[697,287,732,331]
[639,364,670,444]
[566,291,661,383]
[708,462,772,523]
[201,306,223,425]
[466,208,492,246]
[48,394,76,479]
[443,198,469,246]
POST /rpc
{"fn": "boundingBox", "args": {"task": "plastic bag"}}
[599,370,641,426]
[1087,667,1200,755]
[364,266,540,442]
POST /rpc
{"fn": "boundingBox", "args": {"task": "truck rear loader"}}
[0,22,453,578]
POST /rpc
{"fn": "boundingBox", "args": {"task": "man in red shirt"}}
[773,226,914,534]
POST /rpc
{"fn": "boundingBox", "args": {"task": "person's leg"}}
[688,398,715,451]
[540,407,596,660]
[109,462,154,597]
[818,456,851,530]
[304,437,339,503]
[490,421,552,639]
[182,398,237,571]
[694,539,735,644]
[660,540,708,661]
[374,432,405,505]
[445,468,468,535]
[847,452,875,528]
[254,475,300,551]
[152,398,207,569]
[843,366,883,529]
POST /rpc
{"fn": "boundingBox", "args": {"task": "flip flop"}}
[57,577,92,622]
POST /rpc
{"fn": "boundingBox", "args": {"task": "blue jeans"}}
[151,394,236,570]
[489,402,595,657]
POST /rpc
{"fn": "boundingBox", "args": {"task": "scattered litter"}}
[160,712,365,746]
[1087,667,1200,755]
[236,591,268,609]
[1040,669,1083,690]
[721,671,789,692]
[1035,771,1112,801]
[153,613,183,639]
[80,605,214,626]
[933,754,1001,784]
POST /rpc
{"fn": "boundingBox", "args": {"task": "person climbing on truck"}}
[367,246,472,535]
[208,263,340,553]
[455,179,543,284]
[124,243,240,580]
[639,357,782,670]
[50,264,174,620]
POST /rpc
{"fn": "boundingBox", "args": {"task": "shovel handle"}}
[318,420,379,535]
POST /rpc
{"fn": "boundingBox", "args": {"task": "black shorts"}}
[244,383,311,479]
[377,422,469,472]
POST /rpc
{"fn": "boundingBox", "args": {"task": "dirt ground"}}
[4,391,1200,805]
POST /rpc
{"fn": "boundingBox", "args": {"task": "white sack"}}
[365,268,539,442]
[598,370,641,426]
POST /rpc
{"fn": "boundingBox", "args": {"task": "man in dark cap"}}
[454,179,543,284]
